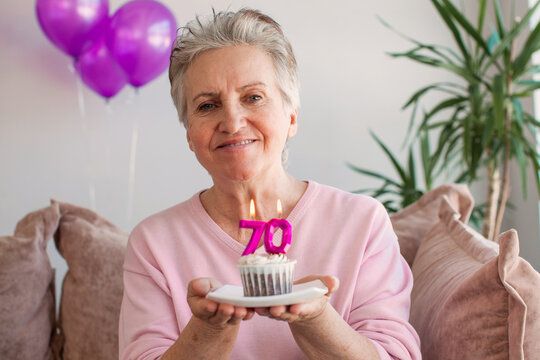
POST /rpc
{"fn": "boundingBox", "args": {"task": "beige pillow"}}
[0,204,60,360]
[390,184,473,266]
[52,200,128,360]
[410,197,540,359]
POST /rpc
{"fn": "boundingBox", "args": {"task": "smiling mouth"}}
[218,140,255,148]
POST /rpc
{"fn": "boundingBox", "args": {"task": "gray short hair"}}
[169,8,300,126]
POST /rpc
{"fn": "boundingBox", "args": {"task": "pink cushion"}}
[390,184,473,266]
[410,196,540,359]
[52,200,128,360]
[0,204,59,360]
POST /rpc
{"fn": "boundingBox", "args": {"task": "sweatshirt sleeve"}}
[349,201,421,360]
[118,225,178,360]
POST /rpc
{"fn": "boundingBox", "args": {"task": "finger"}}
[321,275,339,295]
[254,307,269,316]
[288,301,306,315]
[226,306,249,326]
[267,307,298,323]
[188,278,223,298]
[293,274,321,285]
[202,299,219,314]
[234,306,248,319]
[276,313,298,322]
[269,305,287,318]
[208,302,235,325]
[188,297,219,319]
[288,299,324,316]
[187,278,223,319]
[243,308,255,321]
[293,275,340,296]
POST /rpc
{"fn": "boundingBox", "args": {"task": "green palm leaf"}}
[441,0,492,57]
[346,163,400,187]
[370,131,408,183]
[430,0,470,62]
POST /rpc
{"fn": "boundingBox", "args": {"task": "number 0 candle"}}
[264,199,292,254]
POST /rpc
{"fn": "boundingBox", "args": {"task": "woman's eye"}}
[198,103,214,111]
[248,94,262,102]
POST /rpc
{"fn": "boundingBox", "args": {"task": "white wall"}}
[502,0,540,270]
[1,0,539,302]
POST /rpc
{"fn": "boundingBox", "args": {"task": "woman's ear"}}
[287,109,298,138]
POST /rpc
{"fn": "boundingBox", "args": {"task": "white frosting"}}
[237,253,290,265]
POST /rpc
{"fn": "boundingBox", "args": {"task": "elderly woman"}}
[119,8,420,360]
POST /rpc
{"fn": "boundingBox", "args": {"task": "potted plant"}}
[350,0,540,240]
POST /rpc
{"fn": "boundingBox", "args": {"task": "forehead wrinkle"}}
[191,91,218,104]
[238,81,267,91]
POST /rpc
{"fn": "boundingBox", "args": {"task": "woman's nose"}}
[218,101,247,134]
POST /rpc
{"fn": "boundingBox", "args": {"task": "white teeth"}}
[222,140,254,147]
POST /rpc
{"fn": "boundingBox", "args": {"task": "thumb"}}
[189,277,222,297]
[321,275,339,296]
[294,274,339,296]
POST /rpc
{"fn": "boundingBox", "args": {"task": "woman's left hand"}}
[254,275,339,323]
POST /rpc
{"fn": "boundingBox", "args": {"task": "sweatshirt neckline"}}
[188,180,320,254]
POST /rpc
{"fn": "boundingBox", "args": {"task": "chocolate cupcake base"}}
[238,260,296,297]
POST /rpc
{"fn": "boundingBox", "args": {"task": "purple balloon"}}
[36,0,109,59]
[106,0,177,87]
[75,36,127,99]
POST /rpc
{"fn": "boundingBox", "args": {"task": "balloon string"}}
[126,113,139,229]
[73,62,97,211]
[104,101,113,176]
[75,69,86,118]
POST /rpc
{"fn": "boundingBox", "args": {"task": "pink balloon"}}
[106,0,177,87]
[36,0,109,59]
[75,36,127,99]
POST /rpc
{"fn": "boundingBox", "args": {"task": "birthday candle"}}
[264,199,292,254]
[239,199,266,256]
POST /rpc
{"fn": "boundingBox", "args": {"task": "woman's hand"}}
[187,278,255,328]
[162,278,255,360]
[253,275,380,359]
[254,275,339,323]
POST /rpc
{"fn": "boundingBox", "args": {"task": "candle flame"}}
[249,199,256,219]
[277,199,283,218]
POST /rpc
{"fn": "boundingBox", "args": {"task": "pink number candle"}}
[239,199,265,256]
[264,218,292,254]
[239,199,293,255]
[239,220,266,255]
[264,199,292,254]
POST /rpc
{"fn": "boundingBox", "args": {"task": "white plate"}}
[206,280,328,307]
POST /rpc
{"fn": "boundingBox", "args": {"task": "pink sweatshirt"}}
[119,181,421,359]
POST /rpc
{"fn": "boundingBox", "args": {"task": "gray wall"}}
[1,0,539,301]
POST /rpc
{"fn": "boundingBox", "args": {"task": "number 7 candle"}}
[239,199,266,255]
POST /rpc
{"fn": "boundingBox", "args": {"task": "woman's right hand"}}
[162,278,254,359]
[187,278,255,328]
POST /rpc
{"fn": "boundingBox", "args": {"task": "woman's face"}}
[183,45,297,182]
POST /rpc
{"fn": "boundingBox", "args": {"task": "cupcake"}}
[238,253,296,296]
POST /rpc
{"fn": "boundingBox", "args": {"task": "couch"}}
[1,184,539,359]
